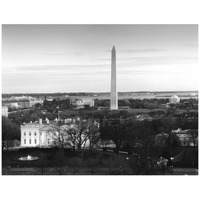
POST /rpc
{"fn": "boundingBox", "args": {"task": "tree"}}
[47,125,71,148]
[2,117,20,150]
[155,133,169,147]
[144,135,162,158]
[189,130,198,146]
[34,103,43,110]
[47,124,71,174]
[67,117,92,151]
[100,118,133,152]
[66,117,100,152]
[86,118,100,151]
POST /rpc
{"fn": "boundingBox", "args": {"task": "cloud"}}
[41,53,68,56]
[118,48,167,53]
[3,54,198,77]
[41,52,82,56]
[104,48,167,53]
[96,56,198,65]
[2,64,109,73]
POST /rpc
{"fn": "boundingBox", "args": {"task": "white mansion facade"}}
[21,119,55,147]
[20,118,99,148]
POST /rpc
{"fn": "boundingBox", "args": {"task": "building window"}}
[29,132,31,136]
[24,139,26,144]
[24,132,26,136]
[40,132,42,136]
[48,139,50,145]
[29,139,31,144]
[34,132,37,136]
[35,139,37,144]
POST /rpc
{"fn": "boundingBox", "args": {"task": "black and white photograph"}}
[0,1,200,200]
[2,24,198,175]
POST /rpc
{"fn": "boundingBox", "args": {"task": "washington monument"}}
[110,46,118,110]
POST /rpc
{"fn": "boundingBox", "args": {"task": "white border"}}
[0,1,200,200]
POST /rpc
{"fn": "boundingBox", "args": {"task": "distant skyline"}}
[2,25,198,93]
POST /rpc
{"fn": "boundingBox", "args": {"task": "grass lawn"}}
[2,148,74,168]
[2,147,127,169]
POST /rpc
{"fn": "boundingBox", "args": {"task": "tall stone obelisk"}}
[110,46,118,110]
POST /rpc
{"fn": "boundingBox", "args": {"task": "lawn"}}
[2,148,74,168]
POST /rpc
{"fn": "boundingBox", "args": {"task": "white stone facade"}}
[20,119,100,149]
[20,122,53,147]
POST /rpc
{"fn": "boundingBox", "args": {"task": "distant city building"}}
[12,102,20,108]
[2,99,31,109]
[118,106,130,110]
[15,96,29,101]
[100,140,116,148]
[29,98,43,107]
[72,98,94,109]
[46,98,54,101]
[18,99,30,108]
[43,98,71,110]
[135,114,153,121]
[169,95,180,104]
[11,97,43,108]
[2,106,8,117]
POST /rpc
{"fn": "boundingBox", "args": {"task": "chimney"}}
[39,118,42,124]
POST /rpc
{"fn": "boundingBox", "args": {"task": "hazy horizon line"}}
[2,90,198,95]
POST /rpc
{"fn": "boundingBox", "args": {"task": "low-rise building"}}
[171,128,198,146]
[72,98,94,109]
[29,98,43,107]
[18,99,30,108]
[2,106,8,117]
[2,99,30,109]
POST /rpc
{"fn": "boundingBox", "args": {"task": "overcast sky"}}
[2,24,198,93]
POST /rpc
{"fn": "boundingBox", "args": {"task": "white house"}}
[20,119,56,147]
[20,118,100,148]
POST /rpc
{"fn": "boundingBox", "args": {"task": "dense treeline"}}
[2,117,21,150]
[43,99,72,112]
[100,116,198,149]
[94,98,198,110]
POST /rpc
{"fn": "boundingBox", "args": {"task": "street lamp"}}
[170,157,174,175]
[56,106,60,121]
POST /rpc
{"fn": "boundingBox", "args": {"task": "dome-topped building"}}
[169,95,180,104]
